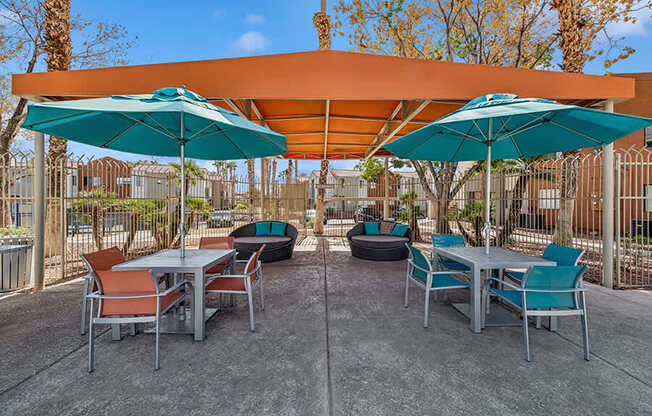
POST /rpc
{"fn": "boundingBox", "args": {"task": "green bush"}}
[0,227,32,236]
[235,203,249,210]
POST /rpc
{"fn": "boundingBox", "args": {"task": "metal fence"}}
[0,148,651,288]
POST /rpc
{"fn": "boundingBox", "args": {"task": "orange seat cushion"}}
[101,291,183,316]
[205,277,246,292]
[206,260,228,275]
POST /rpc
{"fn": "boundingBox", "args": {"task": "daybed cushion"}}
[270,222,287,236]
[233,236,292,250]
[391,224,409,237]
[379,221,395,235]
[350,234,409,249]
[364,222,380,235]
[255,222,272,236]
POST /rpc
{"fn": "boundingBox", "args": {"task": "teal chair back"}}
[406,244,432,283]
[431,234,465,248]
[522,265,587,309]
[542,244,584,266]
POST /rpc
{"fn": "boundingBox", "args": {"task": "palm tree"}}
[43,0,72,256]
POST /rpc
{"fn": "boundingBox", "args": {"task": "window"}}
[71,175,77,186]
[538,188,560,210]
[645,126,652,148]
[135,176,143,187]
[644,185,652,213]
[92,176,101,187]
[116,177,131,186]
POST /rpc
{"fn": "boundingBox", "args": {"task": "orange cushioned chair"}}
[199,236,235,276]
[80,247,168,335]
[81,250,186,372]
[205,245,265,332]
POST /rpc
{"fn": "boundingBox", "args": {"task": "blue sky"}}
[12,1,652,177]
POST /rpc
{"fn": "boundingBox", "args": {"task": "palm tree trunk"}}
[43,0,72,258]
[552,0,587,246]
[314,159,329,234]
[247,159,255,219]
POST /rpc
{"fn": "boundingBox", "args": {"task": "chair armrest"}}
[485,277,522,291]
[346,223,364,239]
[160,279,187,295]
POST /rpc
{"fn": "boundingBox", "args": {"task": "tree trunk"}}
[553,155,578,245]
[551,0,587,246]
[91,205,103,250]
[247,159,255,219]
[314,159,328,234]
[496,173,528,246]
[121,211,138,255]
[43,0,72,257]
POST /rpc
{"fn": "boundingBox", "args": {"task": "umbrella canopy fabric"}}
[383,93,652,161]
[23,87,287,160]
[384,93,652,254]
[23,87,287,258]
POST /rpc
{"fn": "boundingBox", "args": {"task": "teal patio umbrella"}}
[23,86,287,257]
[383,93,652,254]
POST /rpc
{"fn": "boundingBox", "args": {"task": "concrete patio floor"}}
[1,237,651,416]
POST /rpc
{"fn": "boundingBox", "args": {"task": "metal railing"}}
[0,148,650,288]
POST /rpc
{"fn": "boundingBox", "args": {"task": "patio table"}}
[113,248,235,341]
[431,246,555,333]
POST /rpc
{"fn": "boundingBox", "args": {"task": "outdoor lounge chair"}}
[81,251,186,372]
[229,221,297,263]
[79,247,168,335]
[482,265,589,361]
[404,244,469,328]
[505,244,584,282]
[205,245,265,332]
[430,234,470,272]
[347,221,414,261]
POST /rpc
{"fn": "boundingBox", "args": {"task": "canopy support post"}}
[603,99,615,289]
[31,131,45,291]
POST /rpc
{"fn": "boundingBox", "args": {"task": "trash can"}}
[0,240,33,293]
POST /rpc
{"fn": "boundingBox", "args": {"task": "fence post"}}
[59,157,66,281]
[615,152,621,287]
[31,132,45,291]
[383,157,389,220]
[602,99,615,289]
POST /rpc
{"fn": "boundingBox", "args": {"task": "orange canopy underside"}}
[12,50,636,160]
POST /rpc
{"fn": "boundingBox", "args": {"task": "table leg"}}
[193,269,205,341]
[111,324,121,341]
[470,265,482,333]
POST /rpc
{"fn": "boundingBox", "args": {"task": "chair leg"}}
[129,322,137,336]
[580,293,590,361]
[155,314,160,371]
[247,290,255,332]
[535,316,542,329]
[81,278,89,335]
[522,310,531,362]
[423,289,431,328]
[88,299,94,373]
[404,274,410,308]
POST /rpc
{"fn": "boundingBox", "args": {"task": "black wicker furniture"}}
[229,221,298,263]
[346,221,414,261]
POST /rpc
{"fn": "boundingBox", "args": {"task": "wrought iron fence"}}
[0,148,651,288]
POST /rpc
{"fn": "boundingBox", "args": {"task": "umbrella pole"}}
[485,121,492,255]
[180,115,186,258]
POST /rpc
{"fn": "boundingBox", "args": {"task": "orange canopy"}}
[12,50,636,160]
